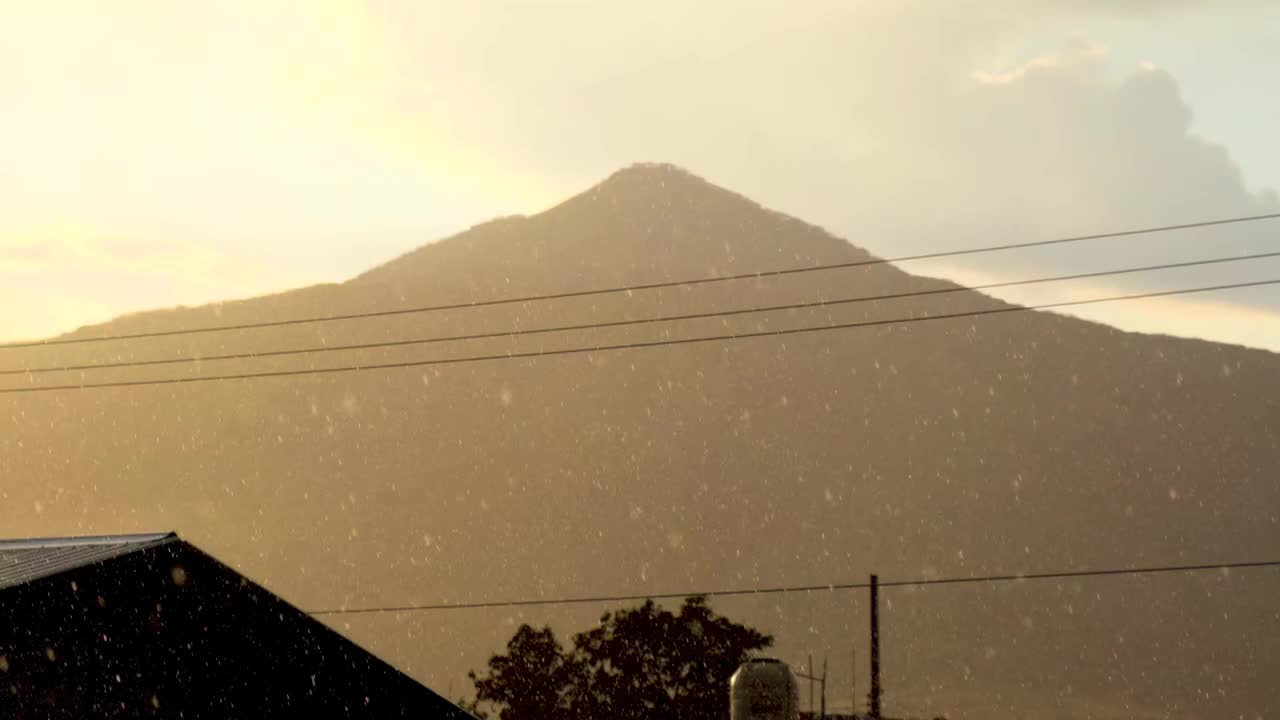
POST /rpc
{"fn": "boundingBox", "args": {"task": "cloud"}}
[2,223,215,277]
[354,2,1279,334]
[832,43,1280,304]
[358,5,1277,283]
[1033,0,1261,11]
[915,259,1280,352]
[0,223,307,342]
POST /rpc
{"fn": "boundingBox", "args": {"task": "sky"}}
[1,0,1278,350]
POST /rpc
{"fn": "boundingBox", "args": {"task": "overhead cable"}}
[3,212,1276,350]
[6,250,1275,377]
[2,277,1275,395]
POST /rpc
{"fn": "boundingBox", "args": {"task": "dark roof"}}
[0,532,175,591]
[0,532,468,718]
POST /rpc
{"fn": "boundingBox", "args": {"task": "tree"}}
[468,597,772,720]
[468,625,575,720]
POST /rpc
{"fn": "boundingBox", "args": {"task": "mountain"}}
[3,164,1278,718]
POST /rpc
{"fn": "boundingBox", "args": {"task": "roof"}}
[0,531,176,591]
[0,533,469,717]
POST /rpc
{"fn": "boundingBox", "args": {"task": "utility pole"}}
[820,656,827,720]
[869,574,881,720]
[808,653,815,718]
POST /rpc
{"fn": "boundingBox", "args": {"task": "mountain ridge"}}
[51,162,1276,358]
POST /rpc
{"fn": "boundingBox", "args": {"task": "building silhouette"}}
[0,532,469,719]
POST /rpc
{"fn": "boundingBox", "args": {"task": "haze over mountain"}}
[3,165,1277,718]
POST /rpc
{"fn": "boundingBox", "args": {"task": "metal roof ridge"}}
[0,531,177,550]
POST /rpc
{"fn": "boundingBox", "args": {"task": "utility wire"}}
[306,559,1280,615]
[3,212,1277,350]
[1,277,1275,395]
[6,250,1276,377]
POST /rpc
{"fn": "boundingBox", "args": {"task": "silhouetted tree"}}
[468,596,772,720]
[469,625,575,720]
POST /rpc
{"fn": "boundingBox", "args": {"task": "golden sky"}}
[1,1,1277,348]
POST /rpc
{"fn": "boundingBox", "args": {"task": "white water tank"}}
[730,658,800,720]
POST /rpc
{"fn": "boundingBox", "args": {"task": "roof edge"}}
[0,531,177,550]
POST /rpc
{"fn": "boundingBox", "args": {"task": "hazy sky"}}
[1,1,1278,349]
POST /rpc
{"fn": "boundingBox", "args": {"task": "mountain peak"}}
[613,161,740,190]
[561,162,770,218]
[604,162,701,182]
[576,162,727,203]
[352,162,874,295]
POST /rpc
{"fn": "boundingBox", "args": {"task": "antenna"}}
[851,645,857,718]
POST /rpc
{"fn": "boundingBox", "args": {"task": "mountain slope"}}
[3,164,1278,718]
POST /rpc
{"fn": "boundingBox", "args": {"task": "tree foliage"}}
[468,596,772,720]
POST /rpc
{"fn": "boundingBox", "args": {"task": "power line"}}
[6,250,1276,377]
[1,277,1275,395]
[3,212,1277,351]
[306,559,1280,615]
